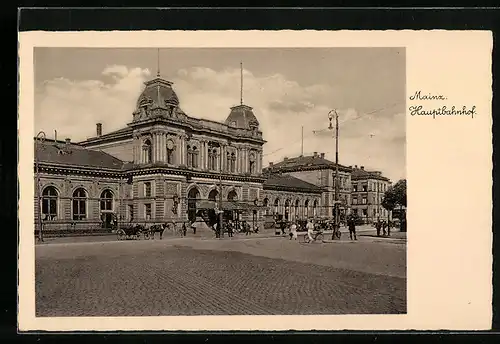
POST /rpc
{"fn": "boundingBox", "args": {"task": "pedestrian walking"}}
[382,220,387,236]
[191,220,197,235]
[280,221,286,236]
[182,222,187,237]
[347,215,357,240]
[306,219,315,242]
[228,220,234,237]
[214,222,220,238]
[289,222,298,240]
[375,218,381,237]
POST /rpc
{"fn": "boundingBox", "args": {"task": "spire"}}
[156,48,161,77]
[240,61,243,105]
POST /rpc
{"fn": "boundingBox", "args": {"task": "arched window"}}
[249,153,256,174]
[191,146,199,168]
[230,153,236,173]
[263,198,269,215]
[142,139,152,164]
[284,199,290,220]
[42,186,58,220]
[304,199,310,218]
[295,199,300,219]
[313,200,318,218]
[166,139,175,164]
[187,187,200,223]
[274,198,280,215]
[209,148,218,170]
[72,188,87,220]
[100,189,113,211]
[227,190,237,201]
[208,189,219,201]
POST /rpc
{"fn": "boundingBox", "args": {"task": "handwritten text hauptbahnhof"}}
[409,105,476,119]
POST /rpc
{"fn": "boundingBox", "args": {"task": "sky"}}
[34,47,406,181]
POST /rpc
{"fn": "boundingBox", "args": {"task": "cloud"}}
[35,65,405,181]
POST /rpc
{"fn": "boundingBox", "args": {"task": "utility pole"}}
[219,145,224,238]
[35,131,46,242]
[301,126,304,156]
[328,110,340,240]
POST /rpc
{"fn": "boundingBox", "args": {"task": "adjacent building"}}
[263,153,352,221]
[350,165,392,223]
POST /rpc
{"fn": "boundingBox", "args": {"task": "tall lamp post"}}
[35,131,46,242]
[328,110,340,240]
[218,146,224,238]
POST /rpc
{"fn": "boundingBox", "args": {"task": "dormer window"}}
[231,121,236,127]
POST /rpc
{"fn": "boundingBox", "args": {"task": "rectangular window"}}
[362,184,368,192]
[352,197,357,205]
[352,184,357,192]
[72,199,86,220]
[362,209,368,216]
[144,182,152,197]
[362,197,367,205]
[144,204,152,220]
[128,204,134,221]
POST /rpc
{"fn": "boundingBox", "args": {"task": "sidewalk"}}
[36,225,406,245]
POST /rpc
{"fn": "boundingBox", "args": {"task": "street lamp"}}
[218,146,224,238]
[35,131,46,242]
[328,110,340,240]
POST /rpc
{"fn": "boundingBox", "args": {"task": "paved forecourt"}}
[35,235,406,316]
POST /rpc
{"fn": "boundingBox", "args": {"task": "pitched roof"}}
[35,139,125,170]
[78,126,133,145]
[263,174,323,193]
[264,154,351,173]
[350,167,390,181]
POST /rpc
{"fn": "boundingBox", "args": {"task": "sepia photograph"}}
[32,47,407,317]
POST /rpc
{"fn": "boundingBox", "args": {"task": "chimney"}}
[349,165,352,168]
[269,162,273,166]
[360,166,364,170]
[320,153,325,159]
[313,152,318,158]
[65,138,71,145]
[354,165,358,169]
[283,157,288,161]
[96,123,102,137]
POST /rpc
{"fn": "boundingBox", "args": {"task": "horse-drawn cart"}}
[116,224,149,240]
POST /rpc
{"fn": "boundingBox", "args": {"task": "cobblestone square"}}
[35,236,406,316]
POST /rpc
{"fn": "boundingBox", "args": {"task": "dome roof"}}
[136,77,179,110]
[225,104,260,129]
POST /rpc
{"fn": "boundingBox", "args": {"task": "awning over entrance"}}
[195,199,269,212]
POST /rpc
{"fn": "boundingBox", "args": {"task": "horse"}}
[148,223,169,240]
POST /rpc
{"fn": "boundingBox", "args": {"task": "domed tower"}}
[224,62,260,133]
[132,53,185,122]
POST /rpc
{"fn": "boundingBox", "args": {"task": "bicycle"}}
[303,231,324,243]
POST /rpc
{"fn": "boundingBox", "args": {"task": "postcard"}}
[18,30,492,331]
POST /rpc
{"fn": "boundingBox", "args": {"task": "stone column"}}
[178,135,184,165]
[221,144,226,171]
[160,133,165,162]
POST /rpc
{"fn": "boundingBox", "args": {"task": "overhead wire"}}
[263,101,403,158]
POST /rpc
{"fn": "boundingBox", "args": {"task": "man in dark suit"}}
[347,215,357,241]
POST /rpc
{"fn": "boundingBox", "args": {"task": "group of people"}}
[281,215,360,242]
[375,219,392,237]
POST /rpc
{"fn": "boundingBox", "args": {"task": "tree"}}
[382,179,407,231]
